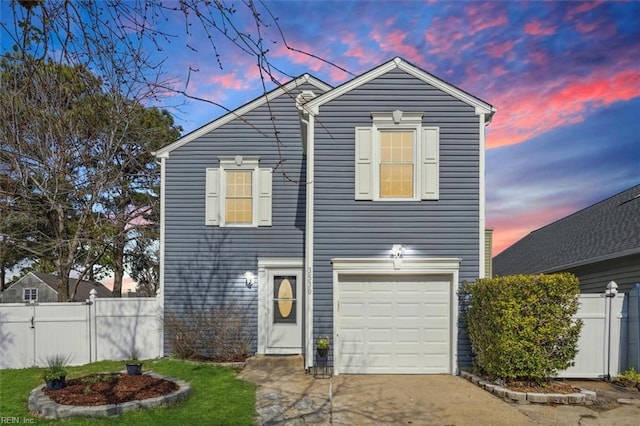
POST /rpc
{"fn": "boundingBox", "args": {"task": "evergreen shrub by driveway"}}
[461,273,582,383]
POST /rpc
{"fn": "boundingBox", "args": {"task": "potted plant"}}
[316,336,330,359]
[42,354,71,390]
[125,347,143,375]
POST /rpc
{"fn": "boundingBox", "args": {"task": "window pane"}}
[226,171,252,224]
[381,164,413,197]
[380,130,414,198]
[273,276,296,324]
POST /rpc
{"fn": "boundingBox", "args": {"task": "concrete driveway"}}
[331,374,534,425]
[239,356,640,425]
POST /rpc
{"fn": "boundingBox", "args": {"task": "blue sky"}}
[2,0,639,254]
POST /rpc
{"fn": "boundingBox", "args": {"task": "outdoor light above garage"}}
[391,244,405,269]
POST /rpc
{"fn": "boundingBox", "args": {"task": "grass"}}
[0,358,256,425]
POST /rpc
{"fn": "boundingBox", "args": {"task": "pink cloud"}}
[465,4,509,35]
[370,29,423,64]
[565,1,604,20]
[486,41,514,58]
[490,204,577,255]
[523,21,557,36]
[487,69,640,148]
[209,73,250,90]
[575,21,598,34]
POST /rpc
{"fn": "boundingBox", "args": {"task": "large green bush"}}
[460,273,582,383]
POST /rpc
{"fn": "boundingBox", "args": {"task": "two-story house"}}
[154,57,495,374]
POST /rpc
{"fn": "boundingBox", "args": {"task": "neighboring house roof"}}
[303,57,496,121]
[154,74,333,158]
[493,184,640,275]
[23,272,113,300]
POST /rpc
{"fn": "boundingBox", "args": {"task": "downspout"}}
[304,113,315,369]
[158,156,166,357]
[478,112,486,278]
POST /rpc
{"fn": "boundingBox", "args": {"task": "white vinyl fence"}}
[557,293,624,378]
[0,291,163,369]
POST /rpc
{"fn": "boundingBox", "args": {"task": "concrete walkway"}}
[238,356,640,425]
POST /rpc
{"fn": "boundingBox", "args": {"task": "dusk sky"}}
[3,0,639,256]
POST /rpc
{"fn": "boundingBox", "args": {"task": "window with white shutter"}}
[205,156,272,227]
[354,111,439,201]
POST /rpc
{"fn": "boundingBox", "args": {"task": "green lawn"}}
[0,359,256,425]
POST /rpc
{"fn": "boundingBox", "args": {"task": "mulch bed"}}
[44,373,178,406]
[505,380,578,394]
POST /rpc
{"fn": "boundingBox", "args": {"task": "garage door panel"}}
[425,329,448,342]
[341,302,364,318]
[369,328,392,342]
[337,274,451,374]
[397,303,421,318]
[397,328,420,342]
[369,303,393,318]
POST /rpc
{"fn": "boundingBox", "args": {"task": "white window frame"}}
[205,156,272,227]
[355,111,439,202]
[372,112,423,201]
[23,287,38,302]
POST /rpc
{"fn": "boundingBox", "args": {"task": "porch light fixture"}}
[244,271,255,288]
[391,244,405,269]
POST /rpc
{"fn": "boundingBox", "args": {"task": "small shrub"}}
[165,305,254,361]
[615,367,640,387]
[460,273,582,384]
[41,354,71,382]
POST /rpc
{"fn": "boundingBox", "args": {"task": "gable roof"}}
[26,272,113,300]
[154,74,333,158]
[304,57,496,121]
[493,184,640,275]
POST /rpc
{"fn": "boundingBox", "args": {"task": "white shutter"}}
[355,127,374,200]
[257,168,272,226]
[205,168,220,225]
[421,127,439,200]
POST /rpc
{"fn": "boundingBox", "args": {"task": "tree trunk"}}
[112,233,125,297]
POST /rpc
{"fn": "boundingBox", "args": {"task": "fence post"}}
[604,281,618,380]
[89,289,97,363]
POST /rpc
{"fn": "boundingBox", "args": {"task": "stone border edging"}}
[28,371,191,419]
[460,371,596,405]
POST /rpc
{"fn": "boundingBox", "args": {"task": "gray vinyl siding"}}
[312,68,482,367]
[2,278,57,303]
[163,83,320,355]
[565,253,640,294]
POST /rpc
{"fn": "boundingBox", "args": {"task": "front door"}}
[257,259,304,354]
[265,269,303,353]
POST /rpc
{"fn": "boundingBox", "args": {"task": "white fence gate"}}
[0,292,163,369]
[557,293,624,378]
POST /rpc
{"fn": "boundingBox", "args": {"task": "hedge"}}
[460,273,582,383]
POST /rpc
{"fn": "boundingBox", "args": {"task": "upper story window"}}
[205,156,272,227]
[355,110,439,201]
[23,288,38,302]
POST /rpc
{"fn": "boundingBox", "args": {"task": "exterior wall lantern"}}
[244,271,255,288]
[391,244,405,270]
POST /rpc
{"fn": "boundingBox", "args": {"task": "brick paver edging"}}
[28,371,191,419]
[460,371,596,405]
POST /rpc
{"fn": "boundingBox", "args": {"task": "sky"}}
[2,0,639,257]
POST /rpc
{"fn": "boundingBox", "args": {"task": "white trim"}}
[158,157,166,356]
[304,113,315,368]
[331,257,460,375]
[257,258,304,355]
[219,157,260,227]
[305,58,493,116]
[154,75,332,158]
[479,113,486,278]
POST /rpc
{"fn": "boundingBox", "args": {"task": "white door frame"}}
[332,257,460,375]
[257,258,304,354]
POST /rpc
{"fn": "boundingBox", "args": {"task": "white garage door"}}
[337,274,451,374]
